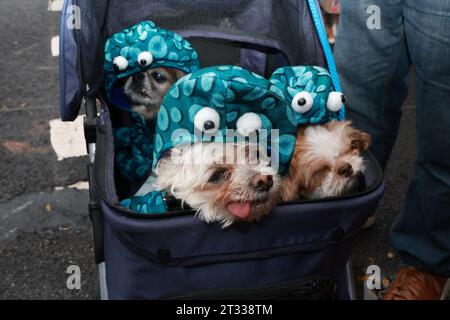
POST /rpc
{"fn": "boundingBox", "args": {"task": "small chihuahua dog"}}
[281,120,371,201]
[155,142,280,227]
[124,67,185,119]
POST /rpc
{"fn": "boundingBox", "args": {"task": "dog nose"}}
[251,174,274,192]
[338,163,353,177]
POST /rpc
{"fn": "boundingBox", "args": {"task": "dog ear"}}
[171,68,186,80]
[349,128,371,151]
[161,68,186,82]
[155,148,180,174]
[154,148,184,190]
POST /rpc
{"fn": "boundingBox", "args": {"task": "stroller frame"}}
[84,97,109,300]
[83,94,357,300]
[60,0,384,300]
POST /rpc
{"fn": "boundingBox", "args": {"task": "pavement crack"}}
[10,200,33,215]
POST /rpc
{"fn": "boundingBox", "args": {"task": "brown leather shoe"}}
[384,267,449,300]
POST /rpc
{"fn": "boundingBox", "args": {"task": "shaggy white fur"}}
[155,142,280,227]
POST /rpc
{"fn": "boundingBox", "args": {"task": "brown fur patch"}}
[163,67,186,82]
[325,120,371,152]
[281,121,371,201]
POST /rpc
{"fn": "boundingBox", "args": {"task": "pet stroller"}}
[59,0,384,300]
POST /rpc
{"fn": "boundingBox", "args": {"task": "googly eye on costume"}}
[236,112,262,136]
[137,51,153,67]
[291,91,313,114]
[113,56,129,71]
[194,107,221,134]
[327,91,345,112]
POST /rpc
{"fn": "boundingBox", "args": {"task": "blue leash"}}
[307,0,345,120]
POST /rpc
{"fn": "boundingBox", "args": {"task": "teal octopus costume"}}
[121,65,301,214]
[270,66,345,125]
[104,20,201,107]
[103,21,201,183]
[113,112,154,182]
[152,65,299,172]
[116,63,346,215]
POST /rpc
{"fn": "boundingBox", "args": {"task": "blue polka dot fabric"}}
[118,63,344,215]
[121,190,167,214]
[107,21,201,185]
[113,112,154,182]
[269,66,343,126]
[104,21,201,108]
[153,65,299,176]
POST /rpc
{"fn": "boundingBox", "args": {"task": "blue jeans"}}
[334,0,450,277]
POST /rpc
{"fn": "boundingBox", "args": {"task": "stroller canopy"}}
[59,0,340,121]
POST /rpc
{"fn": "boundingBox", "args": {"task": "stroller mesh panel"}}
[75,0,326,92]
[77,0,107,89]
[103,0,324,65]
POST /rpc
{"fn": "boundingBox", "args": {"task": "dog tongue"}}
[227,202,252,219]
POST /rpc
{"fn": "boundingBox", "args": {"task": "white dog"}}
[155,142,280,227]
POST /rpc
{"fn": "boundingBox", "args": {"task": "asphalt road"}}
[0,0,94,299]
[0,0,430,300]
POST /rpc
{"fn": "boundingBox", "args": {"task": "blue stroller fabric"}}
[120,190,168,214]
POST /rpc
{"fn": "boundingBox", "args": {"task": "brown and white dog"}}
[281,120,371,201]
[123,67,185,120]
[155,142,280,227]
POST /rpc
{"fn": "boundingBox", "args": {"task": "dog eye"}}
[236,112,262,136]
[152,71,167,83]
[291,91,313,113]
[208,169,227,184]
[113,56,128,71]
[137,51,153,67]
[194,107,221,133]
[327,92,345,112]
